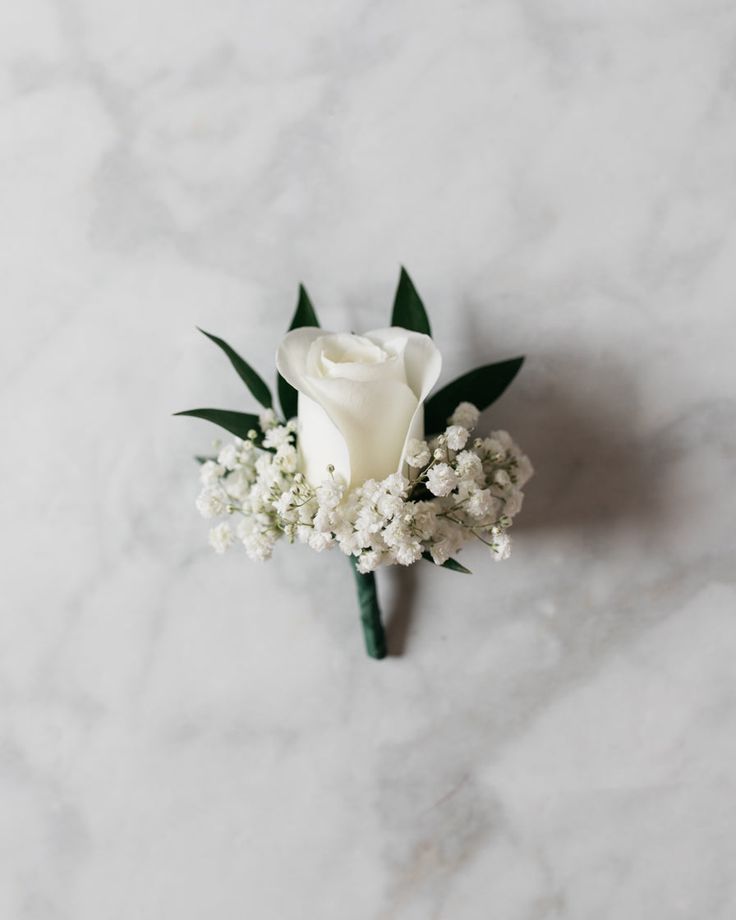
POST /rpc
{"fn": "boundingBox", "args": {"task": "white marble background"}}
[2,0,736,917]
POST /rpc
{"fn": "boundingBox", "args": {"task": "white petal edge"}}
[363,328,442,472]
[276,328,350,483]
[296,391,351,486]
[275,327,325,402]
[277,326,442,484]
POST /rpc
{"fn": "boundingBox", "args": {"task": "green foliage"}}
[424,357,524,434]
[391,266,432,336]
[422,552,472,574]
[197,328,272,409]
[277,284,320,420]
[174,409,261,441]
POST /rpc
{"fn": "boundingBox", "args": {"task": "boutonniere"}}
[177,269,532,659]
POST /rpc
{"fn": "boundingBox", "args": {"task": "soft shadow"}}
[493,352,670,537]
[383,350,671,655]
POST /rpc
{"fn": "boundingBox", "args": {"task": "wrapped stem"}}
[348,556,387,659]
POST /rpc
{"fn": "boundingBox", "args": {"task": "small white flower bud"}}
[445,425,469,451]
[208,522,234,554]
[490,532,512,561]
[406,438,431,469]
[449,402,480,430]
[258,408,278,431]
[426,463,459,497]
[494,469,512,489]
[196,487,227,519]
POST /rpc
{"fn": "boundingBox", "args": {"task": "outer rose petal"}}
[363,328,442,470]
[276,327,324,406]
[277,328,350,483]
[296,392,352,486]
[276,327,442,487]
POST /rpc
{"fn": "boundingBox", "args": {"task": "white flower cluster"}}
[195,402,532,572]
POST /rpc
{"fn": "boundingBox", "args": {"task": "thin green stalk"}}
[348,556,387,660]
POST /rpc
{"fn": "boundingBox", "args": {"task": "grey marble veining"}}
[1,1,736,917]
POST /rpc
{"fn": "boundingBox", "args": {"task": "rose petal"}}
[277,326,442,487]
[276,327,324,402]
[363,328,442,472]
[306,372,417,485]
[296,392,351,486]
[278,328,352,483]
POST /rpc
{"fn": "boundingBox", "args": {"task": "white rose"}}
[276,328,441,487]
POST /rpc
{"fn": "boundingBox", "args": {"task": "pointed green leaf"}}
[422,552,472,574]
[278,284,320,420]
[290,283,320,329]
[194,455,216,465]
[198,328,272,409]
[277,378,298,423]
[391,266,432,337]
[424,356,525,434]
[174,409,260,441]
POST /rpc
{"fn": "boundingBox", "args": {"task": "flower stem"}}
[348,556,387,660]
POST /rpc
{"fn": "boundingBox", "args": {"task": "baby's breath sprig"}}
[179,270,531,660]
[194,401,532,571]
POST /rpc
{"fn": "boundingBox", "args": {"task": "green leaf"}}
[391,266,432,337]
[424,356,525,434]
[290,283,320,329]
[194,455,216,465]
[278,284,320,420]
[422,552,472,574]
[174,409,261,441]
[197,328,272,409]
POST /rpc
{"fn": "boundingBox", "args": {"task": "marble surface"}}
[2,1,736,917]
